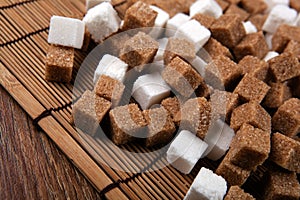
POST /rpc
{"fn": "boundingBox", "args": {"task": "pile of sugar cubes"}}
[45,0,300,199]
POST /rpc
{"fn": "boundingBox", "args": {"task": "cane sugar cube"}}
[86,0,110,10]
[45,45,74,83]
[161,97,181,119]
[184,167,227,200]
[241,0,267,14]
[167,130,208,174]
[230,102,271,133]
[268,52,300,82]
[109,103,147,145]
[73,90,111,136]
[95,75,125,107]
[225,4,250,22]
[48,16,85,49]
[272,98,300,137]
[132,72,171,110]
[205,56,242,90]
[234,31,269,61]
[165,13,190,37]
[262,5,297,34]
[153,38,168,62]
[143,107,176,147]
[215,0,229,11]
[224,186,255,200]
[272,24,300,53]
[175,20,211,52]
[230,124,270,170]
[163,37,196,64]
[242,21,257,34]
[153,0,191,18]
[189,0,222,19]
[93,54,128,84]
[270,132,300,173]
[83,2,121,43]
[162,56,204,98]
[120,32,159,70]
[203,38,233,61]
[122,1,157,30]
[264,51,279,61]
[284,40,300,60]
[149,6,169,38]
[263,82,292,108]
[190,56,207,77]
[178,97,211,140]
[210,14,246,49]
[192,13,215,29]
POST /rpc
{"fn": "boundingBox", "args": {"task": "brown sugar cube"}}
[272,24,300,53]
[238,55,269,82]
[161,97,181,120]
[72,90,111,136]
[216,150,251,186]
[263,82,292,108]
[205,56,242,90]
[192,13,215,29]
[263,167,300,200]
[154,0,192,17]
[81,28,91,51]
[94,75,125,107]
[230,102,271,132]
[240,0,267,14]
[163,38,196,65]
[233,74,270,103]
[109,103,147,145]
[234,31,269,61]
[120,32,158,70]
[289,76,300,98]
[270,132,300,173]
[210,14,246,49]
[143,107,176,147]
[106,33,131,55]
[249,14,268,31]
[225,4,250,21]
[176,97,211,140]
[268,52,300,82]
[284,40,300,60]
[162,56,204,98]
[272,98,300,137]
[230,124,270,170]
[290,0,300,12]
[203,38,233,61]
[45,45,74,83]
[114,2,130,19]
[215,0,229,11]
[224,186,255,200]
[122,1,157,30]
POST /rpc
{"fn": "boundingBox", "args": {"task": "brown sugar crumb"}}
[230,124,270,170]
[192,13,215,29]
[284,40,300,60]
[211,14,246,49]
[120,31,158,70]
[270,132,300,173]
[161,97,181,120]
[234,31,269,61]
[45,44,74,83]
[233,74,270,103]
[163,37,196,65]
[215,0,229,11]
[203,38,233,61]
[272,24,300,53]
[225,4,250,21]
[143,107,176,147]
[176,97,211,140]
[268,52,300,82]
[122,1,158,30]
[240,0,267,14]
[230,102,271,133]
[94,75,125,107]
[109,103,147,145]
[238,55,269,82]
[224,186,255,200]
[205,56,242,90]
[249,14,268,31]
[162,56,204,98]
[272,98,300,137]
[263,82,292,108]
[72,90,111,136]
[290,0,300,12]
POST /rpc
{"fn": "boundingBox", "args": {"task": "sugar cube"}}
[224,186,255,200]
[240,0,267,14]
[165,13,190,37]
[264,51,279,61]
[86,0,110,10]
[192,13,216,29]
[225,4,250,22]
[189,0,222,19]
[242,21,257,34]
[149,6,169,38]
[153,38,168,62]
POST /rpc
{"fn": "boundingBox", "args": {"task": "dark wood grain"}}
[0,86,101,200]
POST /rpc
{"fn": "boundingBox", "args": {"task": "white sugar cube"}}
[83,2,121,43]
[48,16,85,49]
[94,54,128,83]
[262,5,297,33]
[153,38,168,62]
[243,21,257,34]
[190,56,207,77]
[264,0,289,12]
[265,33,273,49]
[264,51,279,61]
[165,13,190,37]
[175,20,211,52]
[132,72,171,110]
[86,0,111,10]
[149,6,170,38]
[190,0,222,19]
[167,130,208,174]
[184,167,227,200]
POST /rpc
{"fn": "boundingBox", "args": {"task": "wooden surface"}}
[0,85,101,199]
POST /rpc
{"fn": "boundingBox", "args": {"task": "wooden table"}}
[0,86,101,199]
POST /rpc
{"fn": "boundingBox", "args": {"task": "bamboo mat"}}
[0,0,265,199]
